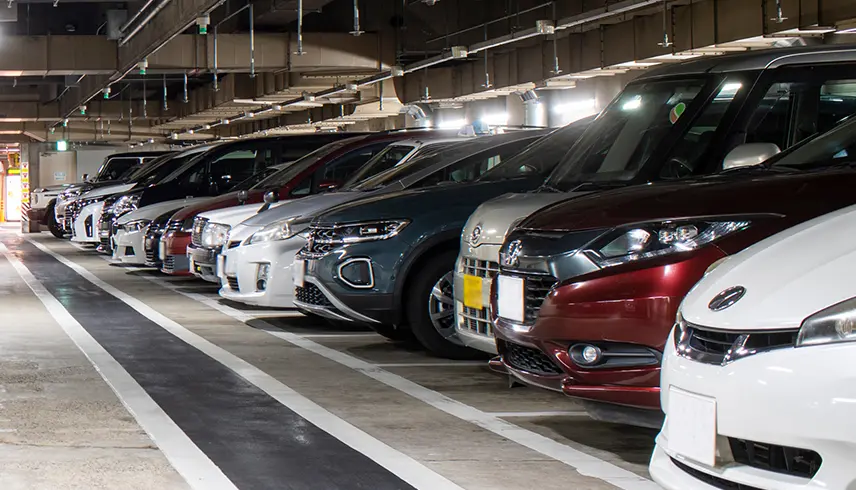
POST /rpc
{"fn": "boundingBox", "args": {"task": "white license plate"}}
[496,275,525,323]
[216,254,226,277]
[158,241,166,261]
[293,259,305,288]
[667,387,717,466]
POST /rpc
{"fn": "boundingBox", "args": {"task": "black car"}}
[293,121,591,358]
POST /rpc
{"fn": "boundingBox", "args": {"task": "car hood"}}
[81,183,136,200]
[240,191,365,228]
[116,197,212,225]
[682,203,856,331]
[519,169,856,233]
[314,178,539,225]
[171,190,267,221]
[462,191,586,247]
[199,201,286,227]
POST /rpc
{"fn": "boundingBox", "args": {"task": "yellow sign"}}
[462,274,483,310]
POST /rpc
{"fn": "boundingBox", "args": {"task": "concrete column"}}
[524,100,547,127]
[506,95,525,126]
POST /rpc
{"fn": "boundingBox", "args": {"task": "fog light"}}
[256,263,270,291]
[338,258,374,288]
[570,343,603,366]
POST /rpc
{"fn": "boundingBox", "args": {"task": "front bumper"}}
[112,228,148,265]
[453,244,500,354]
[493,248,725,418]
[188,244,220,282]
[71,202,103,243]
[651,330,856,490]
[161,231,191,275]
[217,237,306,308]
[297,242,397,325]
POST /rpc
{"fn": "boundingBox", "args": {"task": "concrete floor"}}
[0,228,661,490]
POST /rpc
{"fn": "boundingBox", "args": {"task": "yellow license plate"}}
[462,274,483,309]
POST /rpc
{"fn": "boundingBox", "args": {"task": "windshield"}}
[341,144,417,188]
[95,157,142,182]
[132,148,212,187]
[546,77,712,190]
[771,114,856,169]
[350,140,481,190]
[234,165,286,191]
[250,137,366,190]
[477,121,591,182]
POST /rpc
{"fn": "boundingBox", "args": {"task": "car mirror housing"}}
[722,142,781,170]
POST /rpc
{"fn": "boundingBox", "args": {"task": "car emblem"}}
[503,239,523,267]
[708,286,746,311]
[470,225,482,245]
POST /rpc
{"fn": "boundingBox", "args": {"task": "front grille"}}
[162,255,176,273]
[522,274,558,325]
[99,236,112,252]
[460,305,493,337]
[671,458,762,490]
[678,323,798,365]
[728,438,821,479]
[504,341,562,375]
[166,219,183,232]
[191,218,207,247]
[144,228,163,265]
[463,258,499,278]
[295,283,333,307]
[226,276,239,290]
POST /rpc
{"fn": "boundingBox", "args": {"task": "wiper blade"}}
[567,181,627,193]
[534,184,563,193]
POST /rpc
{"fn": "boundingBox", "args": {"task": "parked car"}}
[491,110,856,429]
[38,151,173,237]
[294,126,588,358]
[63,146,216,245]
[650,202,856,490]
[191,134,465,284]
[456,43,856,355]
[213,132,541,308]
[178,130,464,278]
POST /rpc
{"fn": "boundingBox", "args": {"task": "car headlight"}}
[122,219,150,233]
[796,297,856,347]
[316,219,410,244]
[248,219,300,245]
[113,194,140,216]
[585,220,750,268]
[60,188,82,200]
[201,223,232,248]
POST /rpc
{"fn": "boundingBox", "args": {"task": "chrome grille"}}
[677,322,798,365]
[166,219,183,232]
[460,305,493,337]
[191,218,208,247]
[162,255,176,273]
[462,258,499,279]
[519,274,558,325]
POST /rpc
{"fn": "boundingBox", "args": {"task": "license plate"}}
[293,259,305,288]
[158,241,166,261]
[216,254,226,277]
[667,387,717,466]
[496,275,525,323]
[462,274,483,309]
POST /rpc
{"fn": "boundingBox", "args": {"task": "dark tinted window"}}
[412,137,539,188]
[342,144,417,188]
[317,142,390,186]
[208,148,275,194]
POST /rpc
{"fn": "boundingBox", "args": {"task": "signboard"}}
[5,173,20,222]
[54,171,66,182]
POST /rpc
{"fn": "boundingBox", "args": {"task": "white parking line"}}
[0,243,238,490]
[374,362,486,367]
[485,411,591,418]
[23,237,463,490]
[58,238,661,490]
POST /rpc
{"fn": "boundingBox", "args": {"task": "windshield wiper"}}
[534,183,563,193]
[567,181,628,193]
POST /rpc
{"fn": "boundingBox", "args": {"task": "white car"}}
[112,198,212,265]
[650,203,856,489]
[70,200,105,243]
[66,181,139,240]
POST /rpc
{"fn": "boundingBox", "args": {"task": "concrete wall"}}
[38,150,76,188]
[75,148,118,180]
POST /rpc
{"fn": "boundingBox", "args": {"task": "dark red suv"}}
[491,108,856,428]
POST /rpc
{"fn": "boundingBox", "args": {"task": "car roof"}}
[637,44,856,81]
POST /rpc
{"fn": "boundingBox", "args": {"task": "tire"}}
[45,201,64,238]
[405,250,483,360]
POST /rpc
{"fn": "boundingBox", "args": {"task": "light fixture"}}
[103,87,111,99]
[147,138,154,144]
[79,105,86,115]
[188,129,195,134]
[222,119,230,125]
[196,14,210,35]
[137,59,148,75]
[56,140,67,151]
[62,118,68,127]
[436,118,466,130]
[479,112,508,126]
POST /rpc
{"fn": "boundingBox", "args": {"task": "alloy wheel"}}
[427,271,462,344]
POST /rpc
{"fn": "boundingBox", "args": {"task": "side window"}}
[414,139,533,188]
[314,143,389,191]
[209,148,274,194]
[744,82,795,149]
[659,81,742,179]
[817,80,856,135]
[290,175,312,196]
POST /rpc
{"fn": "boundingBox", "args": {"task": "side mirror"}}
[263,190,278,204]
[318,180,340,191]
[236,190,249,203]
[722,142,781,170]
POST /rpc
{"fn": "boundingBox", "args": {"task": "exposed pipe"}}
[142,77,147,117]
[771,0,787,23]
[295,0,305,55]
[426,2,551,43]
[349,0,363,36]
[162,74,168,110]
[120,0,173,47]
[182,72,188,103]
[249,3,255,78]
[213,26,219,91]
[657,0,672,47]
[550,1,561,74]
[120,0,157,33]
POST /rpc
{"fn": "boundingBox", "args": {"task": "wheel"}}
[405,250,482,359]
[45,201,64,238]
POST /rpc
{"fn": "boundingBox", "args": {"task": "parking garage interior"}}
[2,0,856,489]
